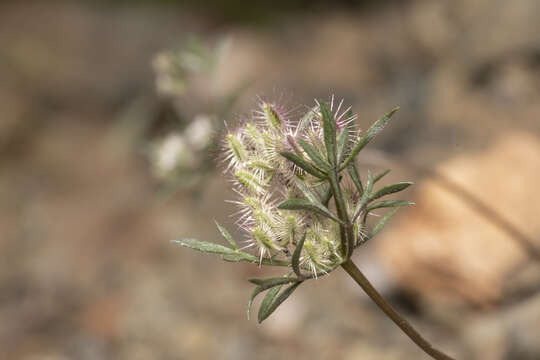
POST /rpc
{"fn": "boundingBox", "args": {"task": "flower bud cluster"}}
[223,99,356,273]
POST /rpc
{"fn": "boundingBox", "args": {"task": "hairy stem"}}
[341,259,455,360]
[328,171,354,259]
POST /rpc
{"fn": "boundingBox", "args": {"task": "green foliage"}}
[215,221,238,250]
[364,208,400,242]
[348,162,364,195]
[278,198,342,224]
[320,102,338,166]
[367,200,414,211]
[369,182,413,201]
[173,98,412,323]
[352,170,374,221]
[340,107,399,170]
[246,276,303,321]
[173,224,290,267]
[373,169,391,183]
[292,232,307,277]
[257,281,303,323]
[280,151,327,178]
[297,139,330,171]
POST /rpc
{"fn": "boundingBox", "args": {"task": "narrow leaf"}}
[340,107,399,170]
[297,138,330,170]
[320,102,337,166]
[367,200,414,211]
[174,239,290,266]
[172,238,236,255]
[278,198,342,224]
[352,170,373,221]
[258,285,282,321]
[215,221,237,250]
[221,252,270,264]
[247,285,264,320]
[312,183,331,204]
[222,253,250,262]
[365,208,399,242]
[280,151,327,178]
[347,162,363,195]
[321,185,333,207]
[258,281,303,323]
[292,232,306,277]
[336,125,350,163]
[248,277,300,288]
[222,251,289,266]
[370,182,413,201]
[373,169,391,183]
[295,181,319,203]
[247,276,302,320]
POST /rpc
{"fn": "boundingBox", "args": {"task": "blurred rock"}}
[376,132,540,307]
[1,0,540,359]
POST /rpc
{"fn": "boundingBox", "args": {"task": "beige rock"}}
[376,132,540,306]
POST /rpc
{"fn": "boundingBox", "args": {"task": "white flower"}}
[185,114,213,150]
[152,133,194,178]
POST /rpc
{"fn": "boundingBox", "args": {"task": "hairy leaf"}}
[367,200,414,211]
[365,208,399,242]
[347,162,364,195]
[320,102,337,166]
[174,238,289,266]
[321,185,333,207]
[297,138,330,170]
[280,151,327,178]
[370,182,413,201]
[373,169,391,183]
[173,238,236,255]
[337,125,350,164]
[278,198,342,224]
[248,277,301,288]
[352,170,373,221]
[258,281,303,323]
[340,107,399,170]
[247,285,264,320]
[215,221,237,250]
[295,180,321,204]
[258,285,282,322]
[292,232,307,277]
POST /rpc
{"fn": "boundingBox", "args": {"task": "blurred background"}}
[1,1,540,359]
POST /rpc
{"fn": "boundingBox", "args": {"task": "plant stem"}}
[341,259,455,360]
[328,171,354,259]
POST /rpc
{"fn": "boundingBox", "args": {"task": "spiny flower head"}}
[176,95,410,323]
[222,97,353,273]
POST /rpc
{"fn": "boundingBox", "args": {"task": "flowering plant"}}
[174,96,454,360]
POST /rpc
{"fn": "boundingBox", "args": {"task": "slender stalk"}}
[341,259,455,360]
[328,171,354,259]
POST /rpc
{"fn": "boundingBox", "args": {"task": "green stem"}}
[328,171,354,258]
[341,259,455,360]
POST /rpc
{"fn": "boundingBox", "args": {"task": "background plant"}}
[148,36,246,190]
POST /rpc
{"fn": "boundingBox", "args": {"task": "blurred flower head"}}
[150,114,214,179]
